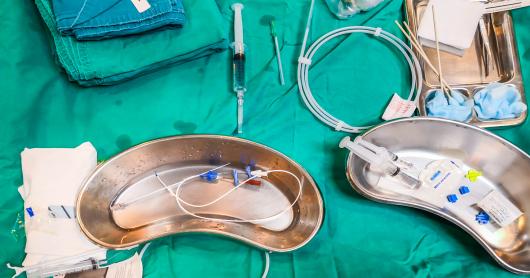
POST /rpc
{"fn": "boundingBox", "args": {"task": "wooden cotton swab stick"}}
[431,5,451,98]
[394,21,452,91]
[398,21,452,91]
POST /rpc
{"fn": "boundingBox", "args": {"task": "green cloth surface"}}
[35,0,227,86]
[1,0,529,277]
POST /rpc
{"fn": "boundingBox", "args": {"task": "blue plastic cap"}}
[459,186,470,195]
[475,211,490,225]
[447,194,458,203]
[200,170,218,182]
[25,207,34,217]
[232,169,239,186]
[245,165,252,178]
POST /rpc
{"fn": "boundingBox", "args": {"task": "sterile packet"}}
[324,0,384,19]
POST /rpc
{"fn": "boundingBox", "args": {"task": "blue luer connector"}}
[25,207,34,217]
[447,194,458,203]
[200,170,218,182]
[245,165,252,178]
[459,186,470,195]
[232,169,239,186]
[475,211,490,225]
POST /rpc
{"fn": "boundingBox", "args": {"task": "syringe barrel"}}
[233,53,246,92]
[27,259,99,278]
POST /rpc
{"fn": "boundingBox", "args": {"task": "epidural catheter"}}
[155,166,303,223]
[111,163,304,225]
[297,0,423,133]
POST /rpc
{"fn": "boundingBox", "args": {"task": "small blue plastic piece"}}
[447,194,458,203]
[459,186,470,195]
[232,169,239,186]
[475,211,490,225]
[200,170,218,182]
[25,207,34,217]
[245,165,252,178]
[430,170,441,181]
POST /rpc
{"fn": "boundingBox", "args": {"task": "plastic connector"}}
[25,207,34,218]
[475,211,490,224]
[200,171,219,182]
[246,179,262,186]
[465,169,482,182]
[447,194,458,203]
[245,165,252,178]
[250,170,268,178]
[459,186,470,195]
[232,169,239,186]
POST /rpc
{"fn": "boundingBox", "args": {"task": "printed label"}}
[48,205,76,219]
[382,93,416,121]
[131,0,151,13]
[478,190,523,227]
[105,253,143,278]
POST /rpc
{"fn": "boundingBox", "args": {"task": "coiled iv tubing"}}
[297,0,423,133]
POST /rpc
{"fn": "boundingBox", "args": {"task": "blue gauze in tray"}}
[474,83,527,120]
[426,90,474,122]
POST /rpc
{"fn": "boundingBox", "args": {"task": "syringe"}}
[231,3,245,134]
[7,249,106,278]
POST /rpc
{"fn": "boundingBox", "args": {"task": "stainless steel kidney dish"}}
[76,135,323,252]
[344,117,530,274]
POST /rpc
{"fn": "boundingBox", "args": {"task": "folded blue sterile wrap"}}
[426,90,474,122]
[52,0,186,40]
[474,83,527,120]
[35,0,227,86]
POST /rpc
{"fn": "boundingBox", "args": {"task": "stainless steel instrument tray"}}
[344,117,530,274]
[405,1,527,127]
[76,135,324,252]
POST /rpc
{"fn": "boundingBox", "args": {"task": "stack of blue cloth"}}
[52,0,186,40]
[35,0,228,86]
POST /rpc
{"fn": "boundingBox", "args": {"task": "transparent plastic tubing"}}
[297,0,423,133]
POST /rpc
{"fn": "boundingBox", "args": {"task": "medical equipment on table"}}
[478,17,494,77]
[297,0,423,133]
[14,142,106,274]
[431,5,451,98]
[7,249,106,278]
[474,83,527,120]
[231,3,246,134]
[324,0,384,19]
[394,21,452,92]
[339,137,421,189]
[342,117,530,274]
[76,135,323,251]
[418,0,530,55]
[404,0,527,128]
[269,20,285,85]
[110,163,229,210]
[426,89,474,122]
[110,163,295,216]
[154,164,304,224]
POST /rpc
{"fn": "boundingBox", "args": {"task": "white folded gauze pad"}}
[19,142,106,266]
[418,0,483,55]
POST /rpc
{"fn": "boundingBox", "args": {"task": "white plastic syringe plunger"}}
[231,3,245,54]
[339,136,399,176]
[339,136,353,149]
[354,137,397,161]
[231,3,244,11]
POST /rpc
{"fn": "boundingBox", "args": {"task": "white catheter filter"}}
[297,0,423,133]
